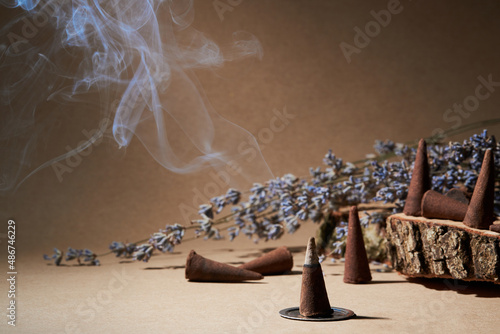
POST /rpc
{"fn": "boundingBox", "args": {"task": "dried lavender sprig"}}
[44,119,500,264]
[197,129,498,246]
[44,247,99,266]
[109,242,136,258]
[151,223,186,251]
[132,244,154,262]
[43,248,63,266]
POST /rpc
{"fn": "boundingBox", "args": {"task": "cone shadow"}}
[187,280,268,284]
[353,315,391,320]
[261,270,302,276]
[237,246,306,259]
[362,280,407,284]
[45,263,99,268]
[143,265,185,270]
[407,278,500,298]
[286,270,303,275]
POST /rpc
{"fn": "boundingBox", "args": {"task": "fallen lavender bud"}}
[132,244,154,262]
[43,248,63,266]
[109,242,136,258]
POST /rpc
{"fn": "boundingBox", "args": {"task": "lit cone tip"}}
[304,237,319,266]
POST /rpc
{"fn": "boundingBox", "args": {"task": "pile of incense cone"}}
[299,237,332,317]
[185,246,294,282]
[343,206,372,284]
[403,139,497,230]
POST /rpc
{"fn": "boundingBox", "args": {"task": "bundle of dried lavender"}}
[44,124,500,266]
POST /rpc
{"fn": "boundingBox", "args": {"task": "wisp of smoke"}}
[0,0,273,194]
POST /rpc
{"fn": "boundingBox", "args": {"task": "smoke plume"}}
[0,0,272,193]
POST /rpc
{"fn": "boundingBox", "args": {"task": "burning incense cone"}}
[299,237,332,317]
[403,139,431,216]
[185,250,263,282]
[463,149,496,229]
[421,190,468,221]
[343,206,372,284]
[239,246,293,275]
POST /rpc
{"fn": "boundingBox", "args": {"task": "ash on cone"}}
[299,237,332,317]
[304,239,320,266]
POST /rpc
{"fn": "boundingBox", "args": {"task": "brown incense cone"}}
[185,250,263,282]
[299,237,332,317]
[445,188,469,205]
[238,246,293,275]
[490,224,500,233]
[343,206,372,284]
[421,190,468,221]
[463,149,496,229]
[403,139,431,216]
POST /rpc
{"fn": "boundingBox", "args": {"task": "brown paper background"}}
[1,0,500,333]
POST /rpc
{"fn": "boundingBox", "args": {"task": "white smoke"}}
[0,0,272,193]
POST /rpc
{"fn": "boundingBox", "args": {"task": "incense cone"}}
[421,190,468,221]
[239,246,293,275]
[445,188,469,205]
[299,237,332,317]
[403,139,431,216]
[185,250,263,282]
[490,224,500,233]
[463,149,496,229]
[343,206,372,284]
